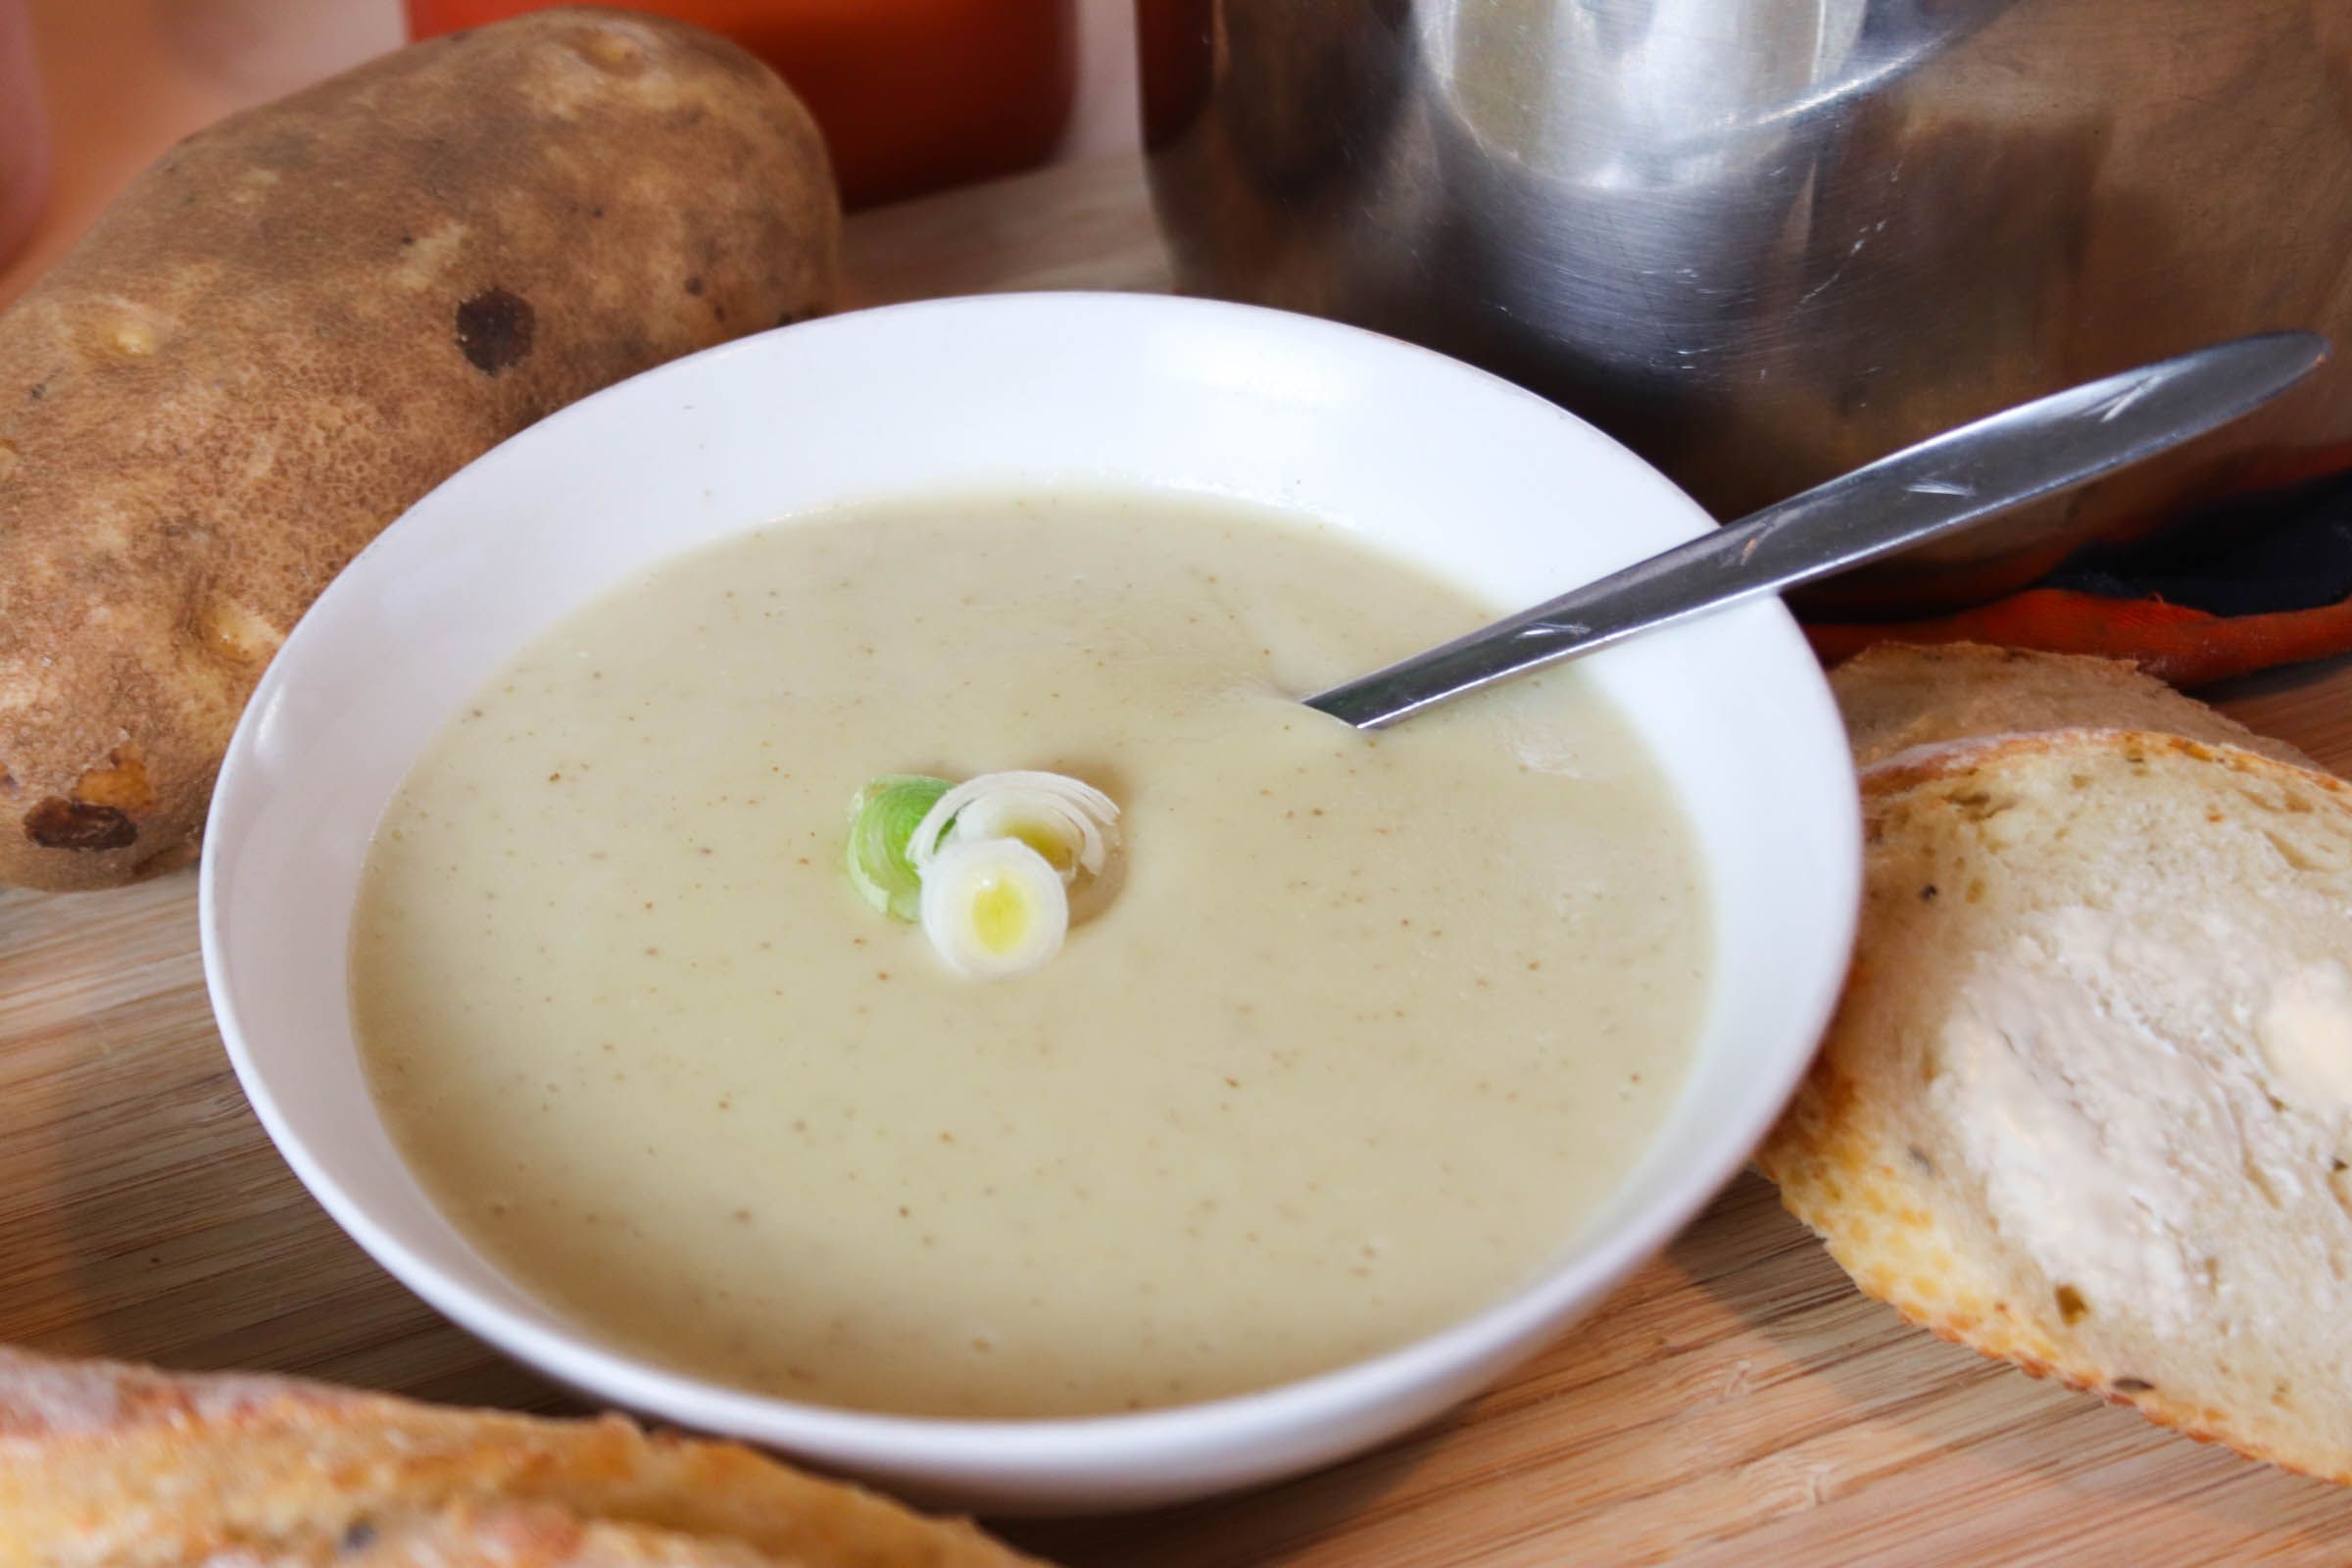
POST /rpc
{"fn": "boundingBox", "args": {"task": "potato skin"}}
[0,7,838,889]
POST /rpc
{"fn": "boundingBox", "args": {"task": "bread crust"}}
[1829,641,2316,771]
[180,1503,792,1565]
[0,1346,1040,1568]
[1759,730,2352,1487]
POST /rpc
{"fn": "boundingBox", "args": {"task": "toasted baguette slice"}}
[0,1347,1040,1568]
[1830,641,2314,770]
[1758,730,2352,1485]
[197,1503,786,1565]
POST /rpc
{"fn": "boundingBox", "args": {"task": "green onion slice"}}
[845,773,953,920]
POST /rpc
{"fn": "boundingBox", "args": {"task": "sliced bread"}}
[1758,730,2352,1484]
[0,1346,1040,1568]
[194,1504,787,1565]
[1829,641,2315,770]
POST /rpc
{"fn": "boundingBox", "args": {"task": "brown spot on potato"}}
[455,288,535,374]
[683,274,705,296]
[24,798,137,851]
[2112,1376,2155,1394]
[2054,1283,2089,1323]
[75,747,157,813]
[0,767,16,799]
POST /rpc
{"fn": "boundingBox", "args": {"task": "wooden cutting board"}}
[8,149,2352,1566]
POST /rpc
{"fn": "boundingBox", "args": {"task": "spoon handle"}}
[1305,331,2329,731]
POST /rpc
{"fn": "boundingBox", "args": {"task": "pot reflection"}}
[1143,0,2352,613]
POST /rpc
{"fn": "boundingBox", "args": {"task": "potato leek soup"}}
[349,490,1710,1419]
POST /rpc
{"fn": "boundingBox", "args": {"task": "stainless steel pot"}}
[1138,0,2352,613]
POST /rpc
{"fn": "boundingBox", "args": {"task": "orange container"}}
[404,0,1077,210]
[0,0,48,270]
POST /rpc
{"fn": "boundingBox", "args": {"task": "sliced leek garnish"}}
[847,767,1120,977]
[919,836,1069,978]
[845,773,953,921]
[907,770,1120,883]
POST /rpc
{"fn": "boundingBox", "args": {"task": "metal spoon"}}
[1305,331,2330,731]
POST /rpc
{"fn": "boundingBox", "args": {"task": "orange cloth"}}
[1806,590,2352,686]
[1808,473,2352,684]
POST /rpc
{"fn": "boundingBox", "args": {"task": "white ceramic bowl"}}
[200,292,1859,1515]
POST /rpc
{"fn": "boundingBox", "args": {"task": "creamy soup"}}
[351,491,1708,1419]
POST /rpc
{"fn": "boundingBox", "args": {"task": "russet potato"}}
[0,6,838,889]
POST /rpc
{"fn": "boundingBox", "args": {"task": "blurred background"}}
[4,0,2351,652]
[0,0,1142,305]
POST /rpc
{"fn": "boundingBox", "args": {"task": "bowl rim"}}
[200,289,1860,1492]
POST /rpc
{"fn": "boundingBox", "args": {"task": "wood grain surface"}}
[7,147,2352,1565]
